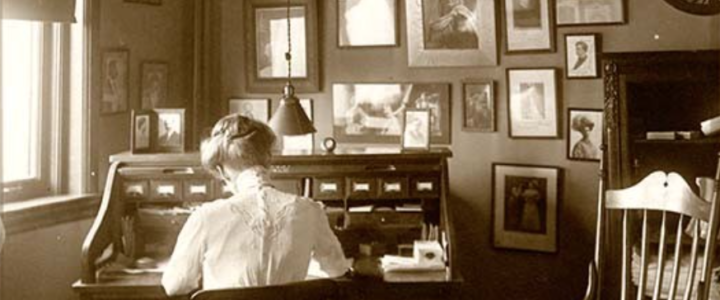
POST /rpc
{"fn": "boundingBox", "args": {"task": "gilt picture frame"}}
[492,163,561,253]
[245,0,320,93]
[503,0,555,53]
[406,0,498,66]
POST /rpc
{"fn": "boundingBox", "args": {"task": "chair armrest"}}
[583,262,598,300]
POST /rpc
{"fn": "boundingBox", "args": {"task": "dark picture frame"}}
[228,98,272,123]
[401,109,432,150]
[130,110,155,154]
[462,80,495,132]
[406,0,498,66]
[101,49,129,115]
[492,163,561,253]
[155,109,185,153]
[337,0,398,48]
[332,82,452,144]
[503,0,555,53]
[565,33,601,79]
[556,0,626,26]
[245,0,320,93]
[140,61,168,109]
[506,68,559,139]
[567,108,603,162]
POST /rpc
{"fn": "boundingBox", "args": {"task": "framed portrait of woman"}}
[401,109,431,150]
[492,163,561,253]
[567,108,603,161]
[506,68,559,138]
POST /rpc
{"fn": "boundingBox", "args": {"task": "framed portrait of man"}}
[140,62,168,109]
[155,109,185,153]
[101,49,129,115]
[228,99,271,123]
[564,33,600,79]
[406,0,498,67]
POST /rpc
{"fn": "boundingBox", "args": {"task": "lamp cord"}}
[285,0,292,85]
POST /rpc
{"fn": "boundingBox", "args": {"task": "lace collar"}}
[231,166,272,193]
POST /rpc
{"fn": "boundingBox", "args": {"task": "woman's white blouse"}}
[161,167,350,296]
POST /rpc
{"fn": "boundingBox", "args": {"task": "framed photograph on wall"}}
[155,109,185,153]
[567,108,603,161]
[507,68,559,138]
[405,0,498,66]
[556,0,625,26]
[503,0,555,53]
[283,99,314,152]
[462,80,495,132]
[402,109,431,150]
[130,110,154,154]
[332,83,451,144]
[245,0,320,93]
[492,163,561,253]
[229,99,271,123]
[338,0,397,47]
[140,61,168,109]
[565,33,600,79]
[101,49,129,115]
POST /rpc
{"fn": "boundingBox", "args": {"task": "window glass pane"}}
[2,20,41,182]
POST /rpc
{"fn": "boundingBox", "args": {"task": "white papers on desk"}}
[380,255,445,273]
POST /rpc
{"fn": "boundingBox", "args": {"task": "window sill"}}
[2,194,101,234]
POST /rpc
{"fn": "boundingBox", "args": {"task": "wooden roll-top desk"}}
[73,148,461,300]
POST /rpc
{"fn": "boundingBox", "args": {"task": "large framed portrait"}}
[245,0,319,93]
[564,33,600,79]
[338,0,398,47]
[130,110,155,154]
[402,109,431,150]
[155,109,185,153]
[492,163,561,253]
[282,99,314,152]
[332,83,451,144]
[503,0,555,53]
[567,108,603,161]
[556,0,625,26]
[140,61,168,109]
[101,49,129,115]
[462,80,495,132]
[229,99,271,123]
[406,0,498,67]
[506,68,559,138]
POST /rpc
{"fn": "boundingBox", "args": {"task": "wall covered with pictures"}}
[217,1,719,299]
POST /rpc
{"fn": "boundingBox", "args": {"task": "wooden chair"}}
[584,170,720,300]
[190,279,337,300]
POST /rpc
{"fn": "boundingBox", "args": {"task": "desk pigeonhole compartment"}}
[122,180,149,201]
[410,174,440,198]
[347,177,377,199]
[312,177,345,200]
[183,179,213,202]
[149,180,182,202]
[378,177,409,199]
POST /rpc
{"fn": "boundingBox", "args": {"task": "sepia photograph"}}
[556,0,625,26]
[131,110,153,153]
[228,99,271,123]
[504,0,554,53]
[406,0,497,66]
[140,61,168,109]
[493,163,560,252]
[338,0,397,47]
[402,109,431,150]
[567,108,603,161]
[565,33,600,78]
[462,80,495,132]
[101,49,129,114]
[332,83,451,144]
[507,68,559,138]
[155,109,185,152]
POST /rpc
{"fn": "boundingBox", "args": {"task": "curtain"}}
[2,0,76,23]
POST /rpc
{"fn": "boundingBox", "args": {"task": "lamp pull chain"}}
[285,0,292,85]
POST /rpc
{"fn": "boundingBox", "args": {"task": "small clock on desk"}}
[322,137,337,153]
[664,0,720,15]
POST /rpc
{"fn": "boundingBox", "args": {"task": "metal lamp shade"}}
[269,84,316,136]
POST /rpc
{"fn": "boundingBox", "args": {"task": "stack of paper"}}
[701,115,720,136]
[380,255,444,273]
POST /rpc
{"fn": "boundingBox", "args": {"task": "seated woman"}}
[162,114,350,296]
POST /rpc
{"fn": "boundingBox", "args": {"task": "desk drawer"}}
[345,211,424,229]
[183,179,213,202]
[378,177,409,199]
[347,177,377,199]
[122,180,149,201]
[149,180,181,201]
[313,177,344,200]
[411,175,440,198]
